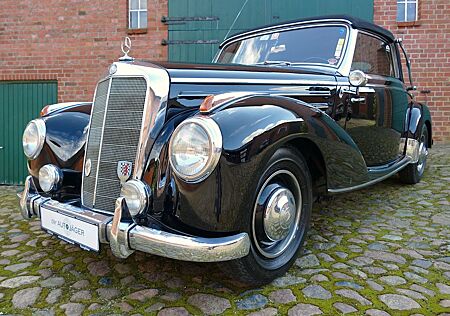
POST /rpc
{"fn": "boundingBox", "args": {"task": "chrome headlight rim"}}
[169,116,223,183]
[38,164,62,193]
[23,119,46,160]
[120,179,150,217]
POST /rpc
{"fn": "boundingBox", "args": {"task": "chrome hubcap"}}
[264,188,296,241]
[252,170,302,259]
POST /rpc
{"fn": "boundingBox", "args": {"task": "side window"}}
[351,33,394,77]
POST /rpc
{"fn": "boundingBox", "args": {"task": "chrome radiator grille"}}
[82,77,147,213]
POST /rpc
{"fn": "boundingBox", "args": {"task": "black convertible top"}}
[221,15,395,47]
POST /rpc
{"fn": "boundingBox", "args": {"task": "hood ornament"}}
[119,37,134,61]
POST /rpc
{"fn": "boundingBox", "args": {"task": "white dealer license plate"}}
[40,207,100,251]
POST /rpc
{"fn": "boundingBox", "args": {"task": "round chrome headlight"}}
[349,70,368,87]
[169,116,222,183]
[39,164,62,193]
[23,119,46,159]
[120,180,150,216]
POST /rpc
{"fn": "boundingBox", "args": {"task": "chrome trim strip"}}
[170,77,336,85]
[92,78,113,205]
[133,74,157,179]
[177,92,211,98]
[309,103,330,110]
[80,83,100,206]
[18,177,250,262]
[328,157,411,193]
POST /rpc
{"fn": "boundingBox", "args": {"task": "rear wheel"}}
[222,147,312,285]
[399,124,429,184]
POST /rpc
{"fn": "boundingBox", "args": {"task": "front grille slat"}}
[82,77,147,213]
[102,128,141,146]
[104,110,143,128]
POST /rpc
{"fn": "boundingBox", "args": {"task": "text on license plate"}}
[40,207,99,251]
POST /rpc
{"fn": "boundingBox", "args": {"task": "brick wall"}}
[374,0,450,142]
[0,0,168,102]
[1,0,448,142]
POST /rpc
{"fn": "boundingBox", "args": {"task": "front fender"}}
[174,95,368,233]
[28,102,91,181]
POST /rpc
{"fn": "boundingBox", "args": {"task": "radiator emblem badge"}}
[84,159,91,177]
[117,161,132,183]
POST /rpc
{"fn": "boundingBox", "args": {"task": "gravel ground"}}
[0,145,449,315]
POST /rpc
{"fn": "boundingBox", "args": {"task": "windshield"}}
[216,25,348,67]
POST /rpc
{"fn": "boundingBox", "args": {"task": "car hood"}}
[135,60,338,82]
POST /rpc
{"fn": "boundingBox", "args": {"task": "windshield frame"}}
[214,22,351,71]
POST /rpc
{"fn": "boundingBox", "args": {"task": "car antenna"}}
[224,0,250,41]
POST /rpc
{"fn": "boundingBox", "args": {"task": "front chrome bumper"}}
[18,176,250,262]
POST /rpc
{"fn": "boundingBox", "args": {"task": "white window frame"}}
[397,0,418,22]
[129,0,147,29]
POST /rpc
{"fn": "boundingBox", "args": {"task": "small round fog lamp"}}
[39,164,62,193]
[120,180,150,217]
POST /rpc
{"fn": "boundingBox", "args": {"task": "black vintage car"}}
[19,15,432,285]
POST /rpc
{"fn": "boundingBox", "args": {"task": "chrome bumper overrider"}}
[18,176,250,262]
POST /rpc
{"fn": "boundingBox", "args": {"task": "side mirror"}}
[349,70,368,87]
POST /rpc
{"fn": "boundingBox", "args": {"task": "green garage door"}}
[0,81,57,185]
[167,0,374,63]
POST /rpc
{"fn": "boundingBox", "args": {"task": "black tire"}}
[221,147,313,286]
[399,124,429,184]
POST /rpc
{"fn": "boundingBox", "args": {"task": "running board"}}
[328,157,411,193]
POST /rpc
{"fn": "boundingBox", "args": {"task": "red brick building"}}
[0,0,448,141]
[0,0,168,101]
[374,0,450,142]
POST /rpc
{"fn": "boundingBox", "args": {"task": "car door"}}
[343,31,411,167]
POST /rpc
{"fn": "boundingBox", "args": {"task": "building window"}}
[129,0,147,29]
[397,0,418,22]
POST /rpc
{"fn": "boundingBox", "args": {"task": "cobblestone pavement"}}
[0,146,449,316]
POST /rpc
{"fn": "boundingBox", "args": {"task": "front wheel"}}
[399,125,429,184]
[221,147,313,285]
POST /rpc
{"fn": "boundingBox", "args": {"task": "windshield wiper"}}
[253,60,292,66]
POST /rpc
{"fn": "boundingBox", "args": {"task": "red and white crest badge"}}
[117,161,132,183]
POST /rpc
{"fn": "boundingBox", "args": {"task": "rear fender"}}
[405,102,432,147]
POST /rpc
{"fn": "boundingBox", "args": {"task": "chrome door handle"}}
[351,97,365,103]
[0,146,3,150]
[358,87,376,93]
